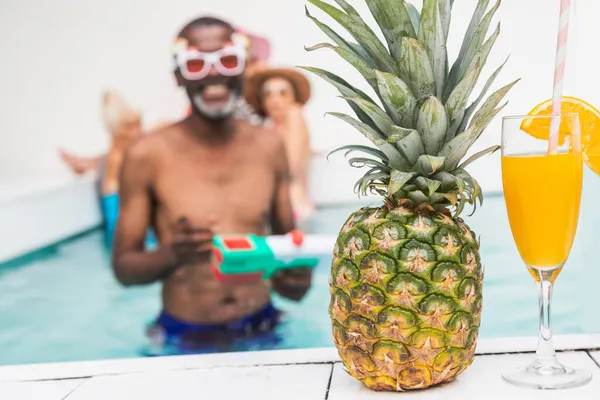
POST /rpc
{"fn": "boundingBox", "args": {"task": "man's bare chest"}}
[151,153,277,227]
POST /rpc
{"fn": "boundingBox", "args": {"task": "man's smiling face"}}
[175,24,246,120]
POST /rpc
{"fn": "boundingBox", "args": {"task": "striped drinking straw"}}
[548,0,572,154]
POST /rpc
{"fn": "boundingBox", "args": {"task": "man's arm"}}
[269,137,312,301]
[111,141,176,286]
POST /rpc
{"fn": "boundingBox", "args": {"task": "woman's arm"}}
[283,104,311,181]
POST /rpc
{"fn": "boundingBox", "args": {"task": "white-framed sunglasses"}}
[174,43,246,81]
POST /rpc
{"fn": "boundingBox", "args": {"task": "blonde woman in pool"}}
[59,93,167,177]
[100,90,149,246]
[244,68,315,221]
[60,90,153,246]
[99,91,144,193]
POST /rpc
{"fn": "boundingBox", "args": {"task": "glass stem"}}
[536,275,556,362]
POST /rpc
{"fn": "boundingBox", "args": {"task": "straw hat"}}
[244,68,311,116]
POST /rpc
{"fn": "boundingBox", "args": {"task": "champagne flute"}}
[500,113,592,389]
[584,142,600,176]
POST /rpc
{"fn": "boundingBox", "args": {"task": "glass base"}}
[502,357,592,390]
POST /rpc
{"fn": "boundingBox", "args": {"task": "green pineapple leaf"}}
[375,70,418,128]
[457,145,500,170]
[327,112,381,142]
[355,170,390,196]
[299,67,374,102]
[458,55,510,134]
[366,0,416,60]
[436,172,467,211]
[453,175,465,194]
[444,0,491,100]
[407,190,429,204]
[327,144,388,162]
[348,157,391,170]
[305,43,378,90]
[415,177,442,197]
[445,55,483,141]
[437,126,476,170]
[457,0,501,82]
[304,6,376,67]
[453,168,483,208]
[474,102,508,141]
[438,0,452,42]
[455,195,467,216]
[327,112,411,169]
[399,37,437,101]
[419,0,447,98]
[462,21,501,90]
[468,79,520,133]
[387,125,425,165]
[389,171,417,195]
[333,0,361,19]
[405,3,421,34]
[439,102,505,170]
[440,192,457,206]
[299,66,376,126]
[417,96,448,155]
[307,0,397,74]
[449,22,501,132]
[343,97,395,135]
[413,155,446,176]
[432,171,460,192]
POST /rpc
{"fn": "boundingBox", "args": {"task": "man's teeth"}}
[203,85,229,96]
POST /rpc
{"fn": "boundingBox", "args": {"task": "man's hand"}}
[269,268,313,301]
[170,217,215,265]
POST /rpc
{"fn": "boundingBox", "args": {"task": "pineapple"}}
[301,0,518,391]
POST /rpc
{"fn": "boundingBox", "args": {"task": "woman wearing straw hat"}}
[244,67,315,221]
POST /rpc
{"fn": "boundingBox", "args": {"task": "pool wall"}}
[0,175,102,263]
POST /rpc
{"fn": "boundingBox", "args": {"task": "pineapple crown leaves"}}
[303,0,519,217]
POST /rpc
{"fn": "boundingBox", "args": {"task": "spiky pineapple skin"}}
[330,201,483,391]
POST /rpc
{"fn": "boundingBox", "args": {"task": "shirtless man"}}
[111,17,312,353]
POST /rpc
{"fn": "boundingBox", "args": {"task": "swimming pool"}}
[1,169,600,366]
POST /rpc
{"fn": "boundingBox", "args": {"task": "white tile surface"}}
[67,364,332,400]
[0,347,339,382]
[590,352,600,366]
[3,337,600,384]
[0,379,84,400]
[328,352,600,400]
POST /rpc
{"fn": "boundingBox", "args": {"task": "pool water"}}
[2,169,600,366]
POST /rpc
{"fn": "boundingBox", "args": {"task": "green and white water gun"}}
[210,230,336,284]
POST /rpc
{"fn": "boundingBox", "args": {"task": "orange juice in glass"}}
[502,152,582,271]
[501,113,591,390]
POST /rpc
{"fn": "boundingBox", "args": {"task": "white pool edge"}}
[1,333,599,383]
[0,175,102,264]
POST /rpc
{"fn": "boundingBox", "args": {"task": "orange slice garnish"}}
[522,96,600,173]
